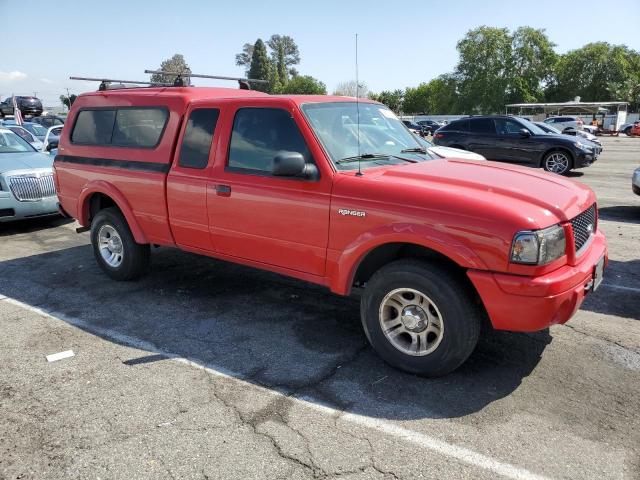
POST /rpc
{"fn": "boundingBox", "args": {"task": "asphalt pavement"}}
[0,136,639,480]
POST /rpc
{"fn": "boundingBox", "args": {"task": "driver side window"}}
[227,108,311,174]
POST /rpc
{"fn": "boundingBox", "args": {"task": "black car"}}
[402,120,427,137]
[31,115,65,128]
[0,96,43,118]
[416,119,443,135]
[432,115,597,175]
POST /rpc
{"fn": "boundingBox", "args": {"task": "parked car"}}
[0,96,43,118]
[433,115,598,175]
[31,115,65,129]
[0,128,59,222]
[4,125,44,151]
[414,135,485,161]
[20,122,50,142]
[633,167,640,195]
[54,86,607,377]
[416,119,443,135]
[534,122,602,154]
[543,116,584,133]
[402,120,427,137]
[628,122,640,137]
[43,125,63,152]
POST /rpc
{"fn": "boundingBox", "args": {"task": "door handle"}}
[215,184,231,197]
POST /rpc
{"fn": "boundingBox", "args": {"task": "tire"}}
[360,259,482,377]
[542,150,572,175]
[90,207,150,280]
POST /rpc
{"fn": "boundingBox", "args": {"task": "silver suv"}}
[543,116,584,133]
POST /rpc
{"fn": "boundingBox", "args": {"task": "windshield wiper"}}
[336,153,416,165]
[400,147,427,154]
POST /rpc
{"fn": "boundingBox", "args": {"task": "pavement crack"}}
[563,322,639,353]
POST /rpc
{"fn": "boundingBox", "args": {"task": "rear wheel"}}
[360,260,482,377]
[90,207,150,280]
[542,150,572,175]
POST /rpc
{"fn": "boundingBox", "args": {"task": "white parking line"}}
[0,294,550,480]
[602,283,640,293]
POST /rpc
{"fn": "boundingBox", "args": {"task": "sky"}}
[1,0,639,107]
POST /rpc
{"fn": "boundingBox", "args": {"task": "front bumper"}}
[467,230,607,332]
[574,150,597,168]
[0,191,59,222]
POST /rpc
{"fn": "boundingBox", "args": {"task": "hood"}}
[0,151,54,174]
[363,158,595,226]
[428,146,485,161]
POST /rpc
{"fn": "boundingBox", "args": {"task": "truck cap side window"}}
[227,107,312,175]
[71,107,168,148]
[179,108,220,169]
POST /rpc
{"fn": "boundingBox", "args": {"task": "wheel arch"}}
[78,181,148,244]
[329,228,488,296]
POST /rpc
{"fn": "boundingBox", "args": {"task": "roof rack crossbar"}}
[70,76,173,91]
[144,70,268,89]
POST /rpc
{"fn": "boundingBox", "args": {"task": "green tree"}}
[277,75,327,94]
[235,43,254,76]
[455,26,513,113]
[266,35,300,85]
[546,42,640,103]
[60,94,77,110]
[403,83,430,114]
[427,74,461,114]
[509,27,557,103]
[150,54,191,85]
[248,39,271,93]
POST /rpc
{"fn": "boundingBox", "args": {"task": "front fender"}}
[327,223,488,295]
[77,180,148,244]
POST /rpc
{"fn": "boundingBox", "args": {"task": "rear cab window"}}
[71,107,168,148]
[178,108,220,169]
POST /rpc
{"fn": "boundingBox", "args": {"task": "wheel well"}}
[450,144,465,150]
[353,243,467,288]
[541,147,574,167]
[88,193,118,223]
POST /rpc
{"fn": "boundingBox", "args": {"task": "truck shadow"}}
[580,258,640,321]
[0,245,552,420]
[598,205,640,225]
[0,215,74,236]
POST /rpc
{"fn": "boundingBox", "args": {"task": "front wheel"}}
[90,207,150,280]
[360,260,482,377]
[542,151,572,175]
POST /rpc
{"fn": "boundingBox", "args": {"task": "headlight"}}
[510,224,566,265]
[574,141,591,151]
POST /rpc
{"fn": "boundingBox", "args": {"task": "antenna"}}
[355,33,363,177]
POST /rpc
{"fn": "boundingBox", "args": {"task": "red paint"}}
[54,86,608,333]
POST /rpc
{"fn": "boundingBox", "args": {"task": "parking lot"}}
[0,136,639,480]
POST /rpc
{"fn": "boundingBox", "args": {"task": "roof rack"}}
[70,76,173,91]
[143,70,268,90]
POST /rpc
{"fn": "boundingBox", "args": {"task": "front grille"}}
[9,174,56,202]
[571,204,596,253]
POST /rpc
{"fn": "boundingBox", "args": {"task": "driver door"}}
[207,100,332,276]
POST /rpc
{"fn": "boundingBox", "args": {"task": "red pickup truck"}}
[53,85,607,376]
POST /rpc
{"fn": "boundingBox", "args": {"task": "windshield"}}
[0,130,37,153]
[23,124,47,136]
[539,123,561,134]
[302,102,426,170]
[518,118,547,135]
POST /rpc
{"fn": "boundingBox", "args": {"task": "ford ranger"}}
[53,83,607,376]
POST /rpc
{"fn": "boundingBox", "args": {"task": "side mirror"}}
[272,151,318,180]
[564,128,577,136]
[519,128,531,138]
[46,140,58,151]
